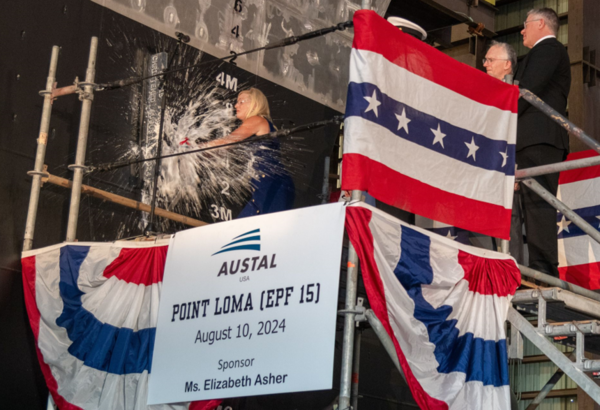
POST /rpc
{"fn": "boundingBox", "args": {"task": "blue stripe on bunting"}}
[557,204,600,239]
[56,246,155,375]
[345,82,515,176]
[394,226,509,387]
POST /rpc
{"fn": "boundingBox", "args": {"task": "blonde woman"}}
[205,88,275,147]
[207,88,294,217]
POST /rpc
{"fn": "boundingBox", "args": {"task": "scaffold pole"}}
[516,154,600,180]
[351,327,362,410]
[66,37,98,241]
[339,191,362,410]
[23,46,59,252]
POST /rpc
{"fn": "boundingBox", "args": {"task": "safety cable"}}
[88,116,343,173]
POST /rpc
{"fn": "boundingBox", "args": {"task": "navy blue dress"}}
[237,120,295,218]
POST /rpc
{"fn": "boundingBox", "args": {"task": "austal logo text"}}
[213,228,277,277]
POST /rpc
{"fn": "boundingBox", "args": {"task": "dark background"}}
[0,1,415,408]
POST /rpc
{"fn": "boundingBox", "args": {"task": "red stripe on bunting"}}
[345,206,449,410]
[103,246,168,286]
[341,153,512,239]
[21,256,84,410]
[352,10,519,113]
[458,251,521,296]
[21,257,40,340]
[559,150,600,184]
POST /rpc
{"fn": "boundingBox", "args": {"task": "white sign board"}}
[148,203,345,404]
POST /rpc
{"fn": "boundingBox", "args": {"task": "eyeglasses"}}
[482,58,509,64]
[523,18,541,28]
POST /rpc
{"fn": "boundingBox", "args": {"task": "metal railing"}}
[500,88,600,406]
[514,88,600,254]
[337,87,600,409]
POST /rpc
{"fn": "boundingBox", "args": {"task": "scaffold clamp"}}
[67,164,94,173]
[338,298,367,323]
[27,170,50,178]
[355,297,367,323]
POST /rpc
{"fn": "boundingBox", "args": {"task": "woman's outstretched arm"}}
[204,116,268,148]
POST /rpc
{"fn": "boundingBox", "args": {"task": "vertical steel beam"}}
[66,37,98,242]
[339,8,370,408]
[537,295,547,331]
[339,189,362,410]
[23,46,59,251]
[146,73,169,233]
[576,331,586,366]
[351,328,362,410]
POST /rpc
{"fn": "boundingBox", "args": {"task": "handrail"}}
[518,264,600,303]
[516,155,600,179]
[519,89,600,154]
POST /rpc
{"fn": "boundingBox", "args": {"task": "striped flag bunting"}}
[21,241,221,410]
[557,150,600,289]
[342,10,519,239]
[345,202,520,409]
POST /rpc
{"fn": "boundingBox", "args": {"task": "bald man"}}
[483,41,517,82]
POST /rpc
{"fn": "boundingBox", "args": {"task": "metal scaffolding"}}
[23,21,600,410]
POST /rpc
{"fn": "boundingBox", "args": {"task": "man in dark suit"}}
[512,8,571,277]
